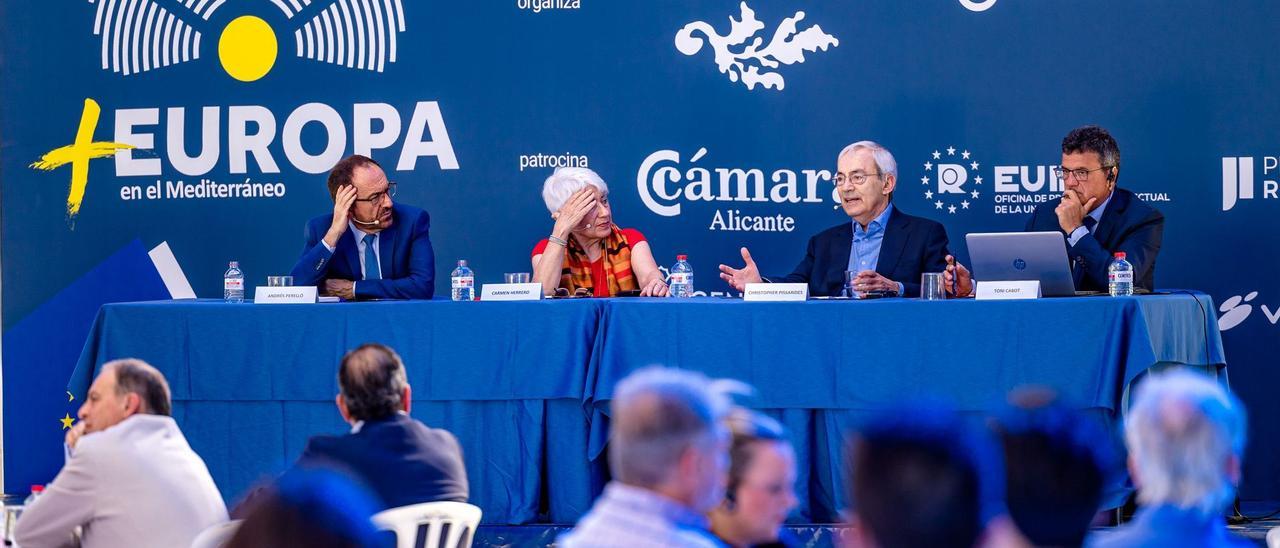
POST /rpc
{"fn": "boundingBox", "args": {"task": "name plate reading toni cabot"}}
[253,286,318,304]
[743,283,809,302]
[975,280,1042,301]
[481,283,544,301]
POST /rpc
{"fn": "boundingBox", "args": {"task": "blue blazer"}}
[1025,187,1163,292]
[288,203,435,299]
[296,414,469,510]
[771,207,950,297]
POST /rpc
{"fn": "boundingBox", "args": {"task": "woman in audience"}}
[225,468,381,548]
[532,167,669,297]
[709,409,801,548]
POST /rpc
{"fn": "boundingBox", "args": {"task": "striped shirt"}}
[558,482,725,548]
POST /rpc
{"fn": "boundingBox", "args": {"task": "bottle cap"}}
[229,261,239,268]
[31,485,44,493]
[1114,252,1126,260]
[677,254,688,261]
[457,259,468,267]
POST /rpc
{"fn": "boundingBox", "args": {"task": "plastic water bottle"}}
[1108,252,1133,297]
[23,485,44,506]
[451,260,475,301]
[223,261,245,303]
[669,254,694,298]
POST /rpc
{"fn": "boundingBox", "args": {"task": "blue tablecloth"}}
[70,293,1224,524]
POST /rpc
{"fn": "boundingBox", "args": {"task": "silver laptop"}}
[966,232,1085,297]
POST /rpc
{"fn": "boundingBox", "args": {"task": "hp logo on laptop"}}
[1013,258,1027,271]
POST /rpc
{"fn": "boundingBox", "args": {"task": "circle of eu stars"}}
[921,146,983,214]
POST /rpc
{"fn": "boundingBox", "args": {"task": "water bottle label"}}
[452,276,474,288]
[1109,271,1133,283]
[224,278,243,290]
[669,272,691,284]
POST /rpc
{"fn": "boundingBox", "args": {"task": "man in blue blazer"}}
[719,141,950,297]
[289,154,435,300]
[946,126,1164,295]
[294,344,469,510]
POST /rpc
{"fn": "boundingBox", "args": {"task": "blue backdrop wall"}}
[3,0,1279,501]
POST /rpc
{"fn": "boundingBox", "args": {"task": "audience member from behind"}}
[709,409,800,548]
[993,389,1116,548]
[844,404,999,548]
[1088,370,1250,548]
[292,343,468,509]
[226,468,381,548]
[560,367,737,548]
[15,359,227,548]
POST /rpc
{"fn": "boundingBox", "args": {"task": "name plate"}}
[253,286,317,304]
[481,283,544,301]
[975,280,1041,300]
[743,283,809,302]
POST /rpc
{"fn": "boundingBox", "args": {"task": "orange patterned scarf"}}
[561,225,637,296]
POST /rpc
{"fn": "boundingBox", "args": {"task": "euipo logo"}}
[959,0,998,12]
[1222,156,1279,211]
[1218,291,1280,331]
[675,2,839,91]
[921,146,983,215]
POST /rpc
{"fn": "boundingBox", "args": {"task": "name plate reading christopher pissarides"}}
[743,283,809,302]
[253,286,318,304]
[975,280,1041,301]
[481,283,544,301]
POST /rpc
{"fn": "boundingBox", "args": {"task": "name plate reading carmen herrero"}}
[253,286,318,304]
[480,283,544,301]
[743,283,809,302]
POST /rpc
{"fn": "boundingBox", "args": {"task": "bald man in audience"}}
[15,359,227,548]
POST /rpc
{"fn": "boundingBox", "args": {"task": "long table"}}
[70,293,1224,523]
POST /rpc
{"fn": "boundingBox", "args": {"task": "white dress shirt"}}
[15,415,228,548]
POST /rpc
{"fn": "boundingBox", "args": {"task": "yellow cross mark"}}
[30,99,135,218]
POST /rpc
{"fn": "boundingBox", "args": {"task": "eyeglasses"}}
[354,182,397,204]
[833,171,882,187]
[1054,166,1113,182]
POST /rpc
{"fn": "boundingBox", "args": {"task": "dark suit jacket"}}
[288,203,435,299]
[771,207,950,297]
[297,414,469,510]
[1024,187,1163,292]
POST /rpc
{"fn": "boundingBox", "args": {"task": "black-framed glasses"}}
[1054,166,1113,182]
[833,171,882,187]
[354,182,397,204]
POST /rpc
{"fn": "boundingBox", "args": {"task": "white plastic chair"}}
[371,501,481,548]
[189,519,242,548]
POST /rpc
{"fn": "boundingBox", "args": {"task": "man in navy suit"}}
[946,126,1164,295]
[289,154,435,300]
[293,343,469,510]
[719,141,950,297]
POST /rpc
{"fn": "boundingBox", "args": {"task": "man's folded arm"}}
[14,449,98,548]
[289,220,333,286]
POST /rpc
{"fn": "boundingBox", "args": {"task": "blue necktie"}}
[1072,217,1098,286]
[362,234,381,280]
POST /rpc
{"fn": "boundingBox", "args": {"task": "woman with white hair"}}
[531,167,668,297]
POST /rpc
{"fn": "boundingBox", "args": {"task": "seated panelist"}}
[289,154,435,300]
[532,167,669,297]
[719,141,950,297]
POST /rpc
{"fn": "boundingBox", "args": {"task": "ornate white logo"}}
[921,146,983,215]
[959,0,998,12]
[675,2,839,91]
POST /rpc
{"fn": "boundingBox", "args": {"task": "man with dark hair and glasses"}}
[720,141,952,297]
[946,125,1164,295]
[289,154,436,299]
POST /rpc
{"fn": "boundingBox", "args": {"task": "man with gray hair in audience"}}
[1089,370,1251,548]
[15,359,227,548]
[560,366,736,548]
